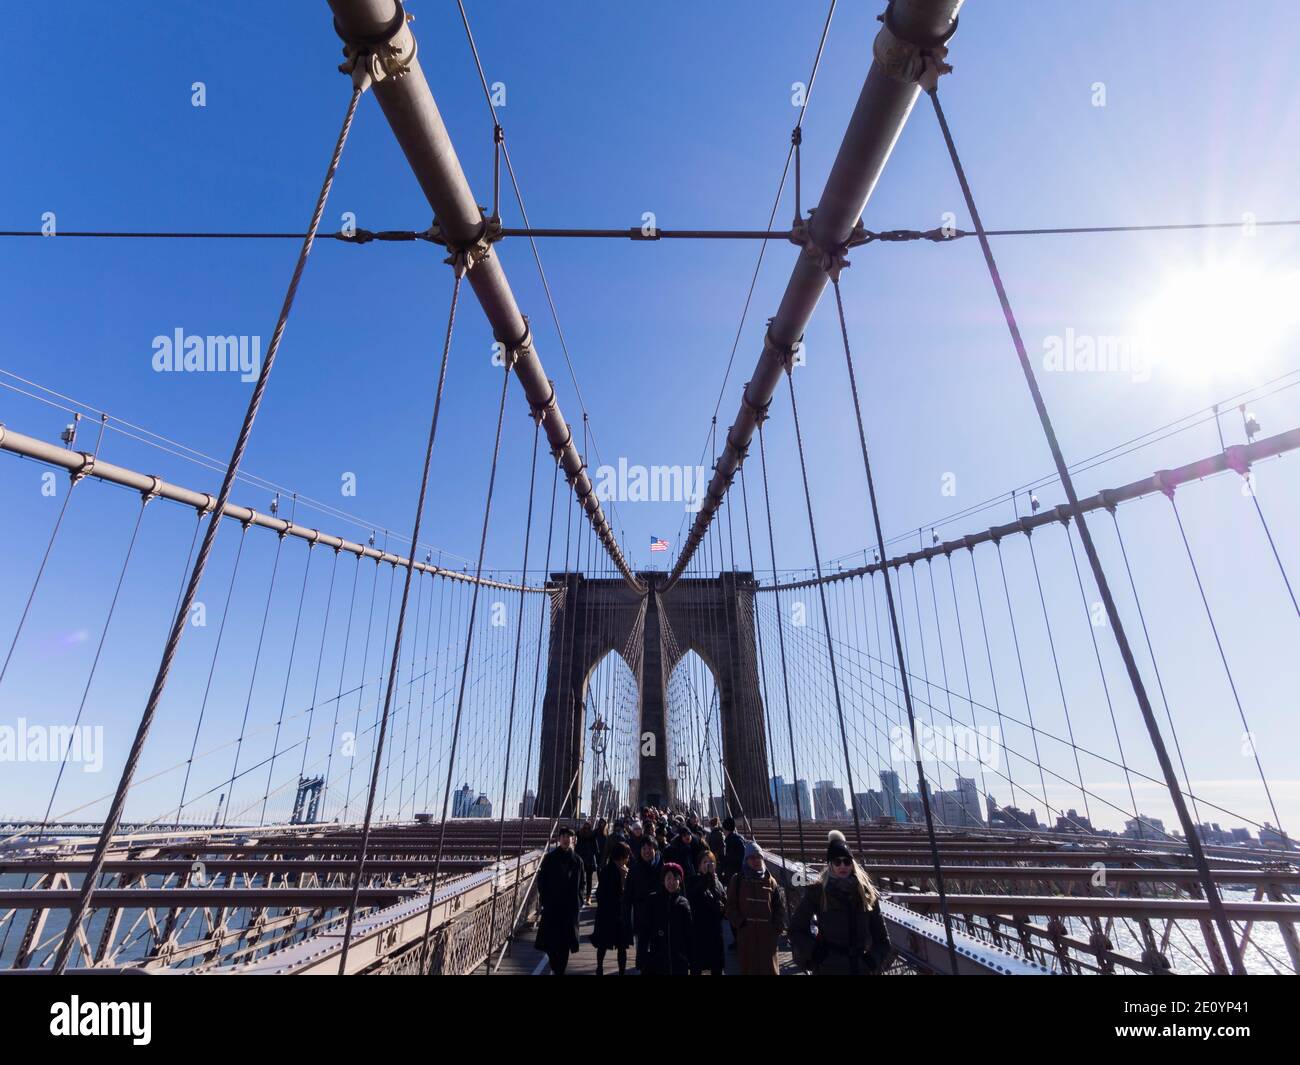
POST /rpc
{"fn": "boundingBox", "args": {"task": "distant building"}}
[452,783,475,818]
[1259,823,1292,849]
[1123,814,1166,840]
[467,793,492,818]
[813,780,848,821]
[987,794,1040,831]
[932,777,984,828]
[771,777,812,821]
[1055,808,1094,834]
[519,789,536,818]
[878,770,908,822]
[853,791,887,820]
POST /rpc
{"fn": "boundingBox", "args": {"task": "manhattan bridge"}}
[1,0,1298,978]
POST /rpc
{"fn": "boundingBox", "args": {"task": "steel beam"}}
[665,0,963,587]
[326,0,641,592]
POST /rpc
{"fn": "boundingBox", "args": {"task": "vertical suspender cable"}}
[338,268,464,972]
[417,361,512,971]
[485,418,541,969]
[830,277,958,971]
[783,368,865,855]
[755,422,809,865]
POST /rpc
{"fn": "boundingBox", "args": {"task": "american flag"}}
[649,536,669,552]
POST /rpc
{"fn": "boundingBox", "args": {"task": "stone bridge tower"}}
[535,571,773,819]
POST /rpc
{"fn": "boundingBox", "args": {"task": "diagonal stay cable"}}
[925,75,1245,975]
[50,85,365,975]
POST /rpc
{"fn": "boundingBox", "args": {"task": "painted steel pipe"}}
[665,0,963,588]
[0,422,544,593]
[327,0,642,592]
[762,426,1300,591]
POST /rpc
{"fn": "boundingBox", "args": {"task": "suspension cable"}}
[417,360,513,971]
[338,265,465,972]
[829,276,959,971]
[926,79,1244,974]
[49,84,364,972]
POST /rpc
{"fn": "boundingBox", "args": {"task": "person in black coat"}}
[664,824,705,884]
[590,840,633,975]
[575,820,600,903]
[706,818,726,866]
[535,826,584,975]
[686,851,726,975]
[720,818,745,885]
[639,862,693,975]
[624,837,662,971]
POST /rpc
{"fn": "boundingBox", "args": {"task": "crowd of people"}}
[533,806,893,976]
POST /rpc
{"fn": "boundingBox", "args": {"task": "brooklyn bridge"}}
[0,0,1297,982]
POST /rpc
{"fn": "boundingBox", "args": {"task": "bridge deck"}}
[494,878,801,976]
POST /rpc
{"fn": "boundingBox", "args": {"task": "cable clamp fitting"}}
[336,1,417,93]
[425,212,500,274]
[1223,444,1251,478]
[875,0,958,86]
[69,451,95,486]
[765,328,802,375]
[496,316,531,372]
[739,381,772,425]
[789,209,865,280]
[529,377,557,426]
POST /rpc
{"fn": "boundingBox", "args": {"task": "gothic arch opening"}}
[580,649,638,819]
[665,650,723,817]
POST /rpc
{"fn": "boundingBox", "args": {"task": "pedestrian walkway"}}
[494,889,800,975]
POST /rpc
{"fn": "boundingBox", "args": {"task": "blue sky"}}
[1,1,1298,835]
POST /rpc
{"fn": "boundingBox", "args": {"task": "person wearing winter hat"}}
[719,817,745,886]
[624,835,661,971]
[534,825,584,974]
[665,822,704,884]
[639,861,693,975]
[725,838,786,975]
[591,840,633,975]
[790,830,894,975]
[687,850,727,975]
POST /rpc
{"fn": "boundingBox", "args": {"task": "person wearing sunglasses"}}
[790,830,894,975]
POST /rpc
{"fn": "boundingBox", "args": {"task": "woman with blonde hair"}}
[790,830,893,975]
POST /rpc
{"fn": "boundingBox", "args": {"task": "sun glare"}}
[1132,264,1300,383]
